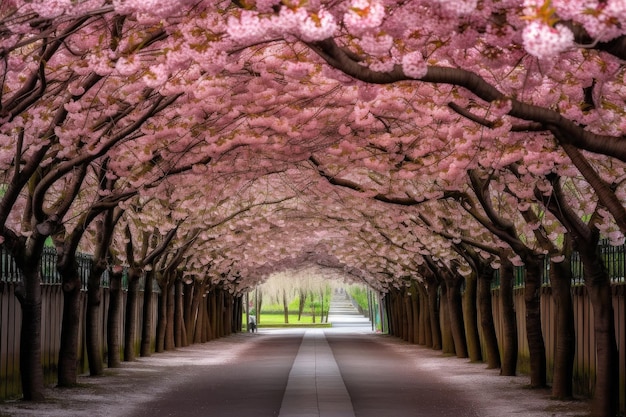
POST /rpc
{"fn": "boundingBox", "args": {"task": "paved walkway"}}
[278,291,370,417]
[278,330,354,417]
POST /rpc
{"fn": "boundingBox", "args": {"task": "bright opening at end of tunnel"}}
[242,269,381,333]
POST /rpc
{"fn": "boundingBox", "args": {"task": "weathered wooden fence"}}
[486,241,626,411]
[488,284,626,411]
[0,247,158,400]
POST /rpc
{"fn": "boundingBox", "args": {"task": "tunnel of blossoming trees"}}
[1,0,626,416]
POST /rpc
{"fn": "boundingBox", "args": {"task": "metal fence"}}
[490,239,626,289]
[1,247,130,290]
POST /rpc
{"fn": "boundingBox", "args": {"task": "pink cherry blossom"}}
[522,21,574,59]
[344,0,385,33]
[299,9,338,42]
[402,51,428,79]
[358,33,394,56]
[29,0,70,18]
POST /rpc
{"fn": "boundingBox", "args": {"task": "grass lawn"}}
[244,313,332,329]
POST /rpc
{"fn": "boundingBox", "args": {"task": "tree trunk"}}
[440,285,455,355]
[175,278,186,347]
[256,290,263,325]
[107,269,123,368]
[216,289,224,338]
[234,295,243,333]
[191,280,204,344]
[199,295,208,343]
[410,285,420,345]
[224,294,233,336]
[282,289,289,324]
[549,256,575,400]
[57,263,82,387]
[165,282,175,350]
[383,293,395,336]
[86,261,105,376]
[298,289,307,321]
[155,286,167,353]
[320,289,326,323]
[524,258,547,388]
[426,281,441,350]
[183,280,194,344]
[140,271,154,357]
[418,283,432,347]
[463,272,482,362]
[499,258,518,376]
[579,245,619,417]
[310,291,316,324]
[477,265,500,369]
[15,247,46,401]
[124,270,141,361]
[446,273,468,358]
[208,287,217,340]
[403,289,412,342]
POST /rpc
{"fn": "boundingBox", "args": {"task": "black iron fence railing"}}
[2,247,118,290]
[490,239,626,289]
[3,240,626,290]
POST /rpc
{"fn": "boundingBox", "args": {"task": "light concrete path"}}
[277,292,370,416]
[278,330,355,417]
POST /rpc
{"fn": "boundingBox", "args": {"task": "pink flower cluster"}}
[112,0,191,18]
[522,21,574,59]
[29,0,70,18]
[228,7,338,45]
[432,0,478,16]
[358,33,394,56]
[344,0,385,34]
[402,51,428,79]
[553,0,626,42]
[299,9,339,42]
[227,11,273,45]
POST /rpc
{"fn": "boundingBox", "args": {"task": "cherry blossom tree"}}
[1,1,625,415]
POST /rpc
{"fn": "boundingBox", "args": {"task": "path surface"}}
[1,293,590,417]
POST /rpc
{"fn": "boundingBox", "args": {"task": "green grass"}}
[244,313,331,329]
[348,286,368,312]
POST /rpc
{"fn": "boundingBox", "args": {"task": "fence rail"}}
[490,239,626,289]
[1,247,145,290]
